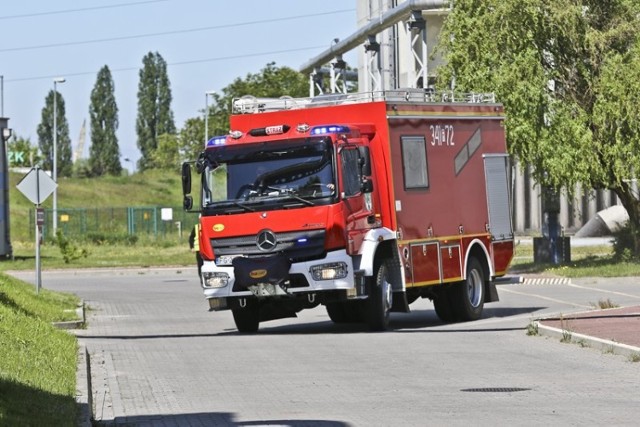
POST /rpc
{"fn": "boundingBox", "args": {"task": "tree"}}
[37,89,72,177]
[149,133,180,170]
[205,62,308,141]
[136,51,175,171]
[89,65,122,176]
[180,117,205,164]
[437,0,640,254]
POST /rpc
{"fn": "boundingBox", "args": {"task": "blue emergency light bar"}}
[206,136,227,147]
[310,125,350,135]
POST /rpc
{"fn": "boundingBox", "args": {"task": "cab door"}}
[338,144,375,255]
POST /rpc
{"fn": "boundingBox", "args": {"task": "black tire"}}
[326,302,363,324]
[326,302,348,323]
[232,302,260,333]
[433,287,458,323]
[366,260,393,331]
[196,252,203,278]
[452,257,485,321]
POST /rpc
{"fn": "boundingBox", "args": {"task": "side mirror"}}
[183,195,193,211]
[361,177,373,194]
[357,146,372,176]
[181,162,192,195]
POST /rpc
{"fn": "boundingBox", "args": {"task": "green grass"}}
[1,238,195,272]
[0,274,80,426]
[509,240,640,277]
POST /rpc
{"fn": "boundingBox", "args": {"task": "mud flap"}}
[485,280,500,303]
[390,291,410,313]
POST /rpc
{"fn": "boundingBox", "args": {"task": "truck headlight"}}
[310,262,348,281]
[202,272,229,288]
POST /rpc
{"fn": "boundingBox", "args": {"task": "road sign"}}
[16,167,57,205]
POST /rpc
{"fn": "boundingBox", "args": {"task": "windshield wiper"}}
[209,200,256,213]
[279,189,315,207]
[231,201,256,211]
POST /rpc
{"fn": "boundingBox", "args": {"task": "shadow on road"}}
[80,305,545,339]
[95,412,350,426]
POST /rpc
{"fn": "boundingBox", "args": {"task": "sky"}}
[0,0,358,172]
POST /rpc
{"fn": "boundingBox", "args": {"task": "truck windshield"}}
[200,138,335,211]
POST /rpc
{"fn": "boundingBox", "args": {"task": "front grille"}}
[211,229,326,262]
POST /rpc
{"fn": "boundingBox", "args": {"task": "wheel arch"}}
[464,238,499,303]
[357,228,404,294]
[464,239,492,281]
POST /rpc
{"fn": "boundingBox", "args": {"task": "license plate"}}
[215,255,240,266]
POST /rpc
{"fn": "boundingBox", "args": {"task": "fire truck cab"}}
[182,89,514,332]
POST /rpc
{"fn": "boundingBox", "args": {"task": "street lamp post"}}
[204,90,216,145]
[52,77,65,234]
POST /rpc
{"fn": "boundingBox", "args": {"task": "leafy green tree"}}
[89,65,122,176]
[37,89,73,177]
[7,135,40,167]
[136,51,175,171]
[180,117,205,164]
[149,133,180,170]
[205,62,308,140]
[437,0,640,254]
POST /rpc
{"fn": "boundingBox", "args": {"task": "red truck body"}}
[183,90,514,332]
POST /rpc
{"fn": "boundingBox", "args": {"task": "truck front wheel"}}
[326,302,363,323]
[452,257,485,321]
[232,301,260,333]
[366,260,393,331]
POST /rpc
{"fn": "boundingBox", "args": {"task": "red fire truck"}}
[181,89,514,332]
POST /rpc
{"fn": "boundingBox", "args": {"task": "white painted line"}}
[566,283,640,300]
[499,287,592,309]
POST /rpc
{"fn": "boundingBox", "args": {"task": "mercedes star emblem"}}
[256,229,277,251]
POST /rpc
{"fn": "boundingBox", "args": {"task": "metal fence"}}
[29,206,200,241]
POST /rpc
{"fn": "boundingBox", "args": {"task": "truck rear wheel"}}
[367,260,393,331]
[232,301,260,333]
[433,287,457,323]
[452,257,485,321]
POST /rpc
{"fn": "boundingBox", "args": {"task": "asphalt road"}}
[8,268,640,426]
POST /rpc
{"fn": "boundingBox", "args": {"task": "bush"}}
[55,230,89,263]
[612,221,640,261]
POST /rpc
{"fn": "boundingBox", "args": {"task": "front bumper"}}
[200,249,356,300]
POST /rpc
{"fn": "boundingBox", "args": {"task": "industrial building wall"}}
[355,0,621,235]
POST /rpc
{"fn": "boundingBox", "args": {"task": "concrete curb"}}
[76,343,93,427]
[52,301,93,425]
[52,303,86,330]
[535,321,640,359]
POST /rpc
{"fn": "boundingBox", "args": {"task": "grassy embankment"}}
[0,273,80,425]
[3,168,195,271]
[0,168,192,425]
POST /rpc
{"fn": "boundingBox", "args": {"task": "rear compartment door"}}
[483,154,513,241]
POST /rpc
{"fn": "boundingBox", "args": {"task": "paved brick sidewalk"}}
[537,305,640,357]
